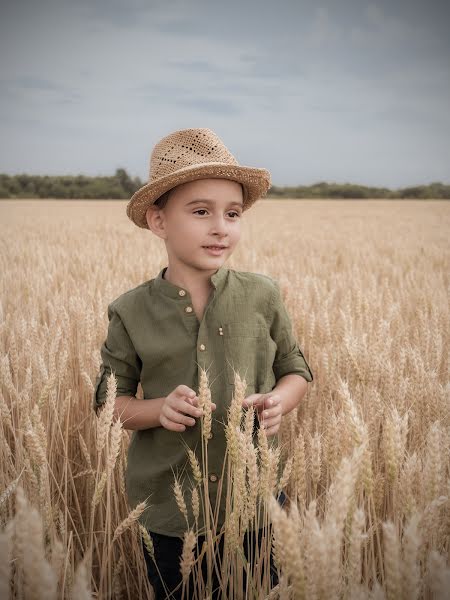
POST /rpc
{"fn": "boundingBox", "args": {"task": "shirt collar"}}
[153,265,229,299]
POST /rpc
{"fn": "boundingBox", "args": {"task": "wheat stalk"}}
[198,367,212,441]
[14,486,58,599]
[180,529,197,583]
[382,520,401,600]
[113,501,147,541]
[96,371,117,454]
[139,524,155,560]
[187,447,203,485]
[173,477,188,521]
[107,418,123,475]
[400,510,421,600]
[70,553,92,600]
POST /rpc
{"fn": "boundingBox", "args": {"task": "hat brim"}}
[126,162,272,229]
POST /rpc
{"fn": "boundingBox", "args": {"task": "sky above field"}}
[0,0,449,188]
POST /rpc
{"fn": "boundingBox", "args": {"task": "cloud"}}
[0,76,82,107]
[5,76,68,92]
[72,0,154,28]
[165,59,226,75]
[0,0,448,186]
[172,97,242,115]
[304,6,342,48]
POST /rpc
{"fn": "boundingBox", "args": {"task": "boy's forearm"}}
[113,396,165,430]
[272,374,309,416]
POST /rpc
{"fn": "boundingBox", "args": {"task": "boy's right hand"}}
[159,385,217,432]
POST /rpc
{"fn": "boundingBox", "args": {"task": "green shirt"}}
[93,265,313,537]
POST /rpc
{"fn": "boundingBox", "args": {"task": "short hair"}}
[154,188,173,210]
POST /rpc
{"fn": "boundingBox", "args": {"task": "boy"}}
[93,127,313,599]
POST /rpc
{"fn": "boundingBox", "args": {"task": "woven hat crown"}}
[148,128,238,181]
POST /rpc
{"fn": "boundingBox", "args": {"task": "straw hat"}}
[126,127,272,228]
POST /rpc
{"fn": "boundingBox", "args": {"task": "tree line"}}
[0,169,449,199]
[269,181,450,199]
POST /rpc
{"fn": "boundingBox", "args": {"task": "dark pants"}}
[142,491,286,600]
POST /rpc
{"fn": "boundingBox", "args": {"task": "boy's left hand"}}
[242,393,282,437]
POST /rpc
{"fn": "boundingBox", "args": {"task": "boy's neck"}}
[163,264,219,295]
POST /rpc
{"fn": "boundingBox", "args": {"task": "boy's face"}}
[146,178,244,272]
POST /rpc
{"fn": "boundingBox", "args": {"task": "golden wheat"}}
[0,198,449,599]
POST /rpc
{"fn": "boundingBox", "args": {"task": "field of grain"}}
[0,198,449,599]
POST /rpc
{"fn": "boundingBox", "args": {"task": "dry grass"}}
[0,198,449,599]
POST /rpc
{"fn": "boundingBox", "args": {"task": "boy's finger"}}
[261,408,271,420]
[260,409,281,425]
[265,394,281,406]
[177,386,196,399]
[245,393,275,406]
[171,397,197,414]
[190,397,216,408]
[242,394,264,407]
[185,393,198,405]
[186,396,216,411]
[165,405,197,426]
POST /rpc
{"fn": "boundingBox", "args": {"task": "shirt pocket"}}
[222,321,268,389]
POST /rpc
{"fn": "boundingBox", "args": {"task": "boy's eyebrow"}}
[185,198,244,208]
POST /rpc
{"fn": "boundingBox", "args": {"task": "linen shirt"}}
[92,265,313,537]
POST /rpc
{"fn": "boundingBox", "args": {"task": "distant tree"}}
[115,168,136,195]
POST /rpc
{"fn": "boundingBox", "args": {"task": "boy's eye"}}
[193,209,240,218]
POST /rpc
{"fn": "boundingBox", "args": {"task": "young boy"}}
[93,127,313,599]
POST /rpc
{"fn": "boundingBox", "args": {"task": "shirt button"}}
[185,306,193,313]
[209,473,218,482]
[199,344,206,351]
[218,327,223,335]
[178,289,186,296]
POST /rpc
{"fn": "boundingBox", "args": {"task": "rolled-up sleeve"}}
[92,302,142,414]
[269,280,313,383]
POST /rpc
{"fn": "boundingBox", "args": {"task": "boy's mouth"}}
[202,245,228,255]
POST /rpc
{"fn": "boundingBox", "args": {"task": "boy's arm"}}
[93,304,197,431]
[93,302,146,424]
[114,395,166,430]
[269,280,313,415]
[270,374,308,417]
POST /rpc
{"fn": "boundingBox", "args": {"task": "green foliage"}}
[268,181,450,199]
[0,168,143,199]
[0,171,448,199]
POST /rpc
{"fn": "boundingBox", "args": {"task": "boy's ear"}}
[146,205,167,239]
[145,205,152,227]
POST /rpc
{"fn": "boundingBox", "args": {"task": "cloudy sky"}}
[1,0,449,188]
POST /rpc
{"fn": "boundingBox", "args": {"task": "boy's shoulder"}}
[108,279,153,313]
[228,268,278,299]
[229,268,276,287]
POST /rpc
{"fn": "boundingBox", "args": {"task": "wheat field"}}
[0,198,449,599]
